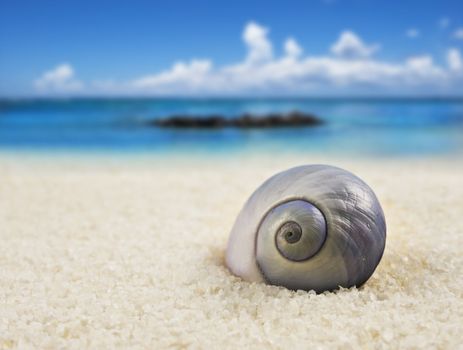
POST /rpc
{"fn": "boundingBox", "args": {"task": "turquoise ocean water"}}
[1,98,462,156]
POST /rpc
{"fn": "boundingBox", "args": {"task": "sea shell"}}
[226,165,386,293]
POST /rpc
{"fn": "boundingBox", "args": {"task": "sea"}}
[1,98,462,157]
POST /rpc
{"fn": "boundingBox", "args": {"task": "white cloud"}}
[454,28,463,40]
[330,30,379,58]
[406,56,434,70]
[406,28,420,38]
[34,22,463,95]
[129,54,450,94]
[242,22,273,63]
[34,63,83,92]
[439,17,450,29]
[447,48,462,72]
[132,60,212,92]
[284,37,303,59]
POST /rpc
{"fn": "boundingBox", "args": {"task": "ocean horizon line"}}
[1,95,463,104]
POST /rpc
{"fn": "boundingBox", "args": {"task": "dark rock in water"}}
[153,115,227,129]
[233,111,323,128]
[152,111,323,129]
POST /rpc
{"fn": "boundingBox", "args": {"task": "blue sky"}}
[1,0,463,96]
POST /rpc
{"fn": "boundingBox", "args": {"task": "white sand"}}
[0,153,462,349]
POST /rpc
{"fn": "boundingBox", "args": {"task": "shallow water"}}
[1,98,462,156]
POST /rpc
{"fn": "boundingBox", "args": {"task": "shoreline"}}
[1,146,461,162]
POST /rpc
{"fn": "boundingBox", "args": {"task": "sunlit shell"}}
[226,165,386,293]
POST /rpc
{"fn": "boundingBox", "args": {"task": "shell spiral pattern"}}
[226,165,386,293]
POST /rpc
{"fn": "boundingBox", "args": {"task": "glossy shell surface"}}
[226,165,386,292]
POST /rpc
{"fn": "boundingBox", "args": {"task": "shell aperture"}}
[226,165,386,293]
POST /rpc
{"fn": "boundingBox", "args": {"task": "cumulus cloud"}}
[454,28,463,40]
[242,22,273,63]
[406,28,420,38]
[447,48,462,72]
[132,60,212,92]
[35,22,463,95]
[330,30,379,58]
[34,63,83,92]
[284,37,303,59]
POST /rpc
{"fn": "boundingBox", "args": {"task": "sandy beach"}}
[0,152,462,349]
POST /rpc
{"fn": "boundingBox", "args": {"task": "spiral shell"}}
[226,165,386,293]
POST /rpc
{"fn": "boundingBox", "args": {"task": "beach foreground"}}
[0,153,462,348]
